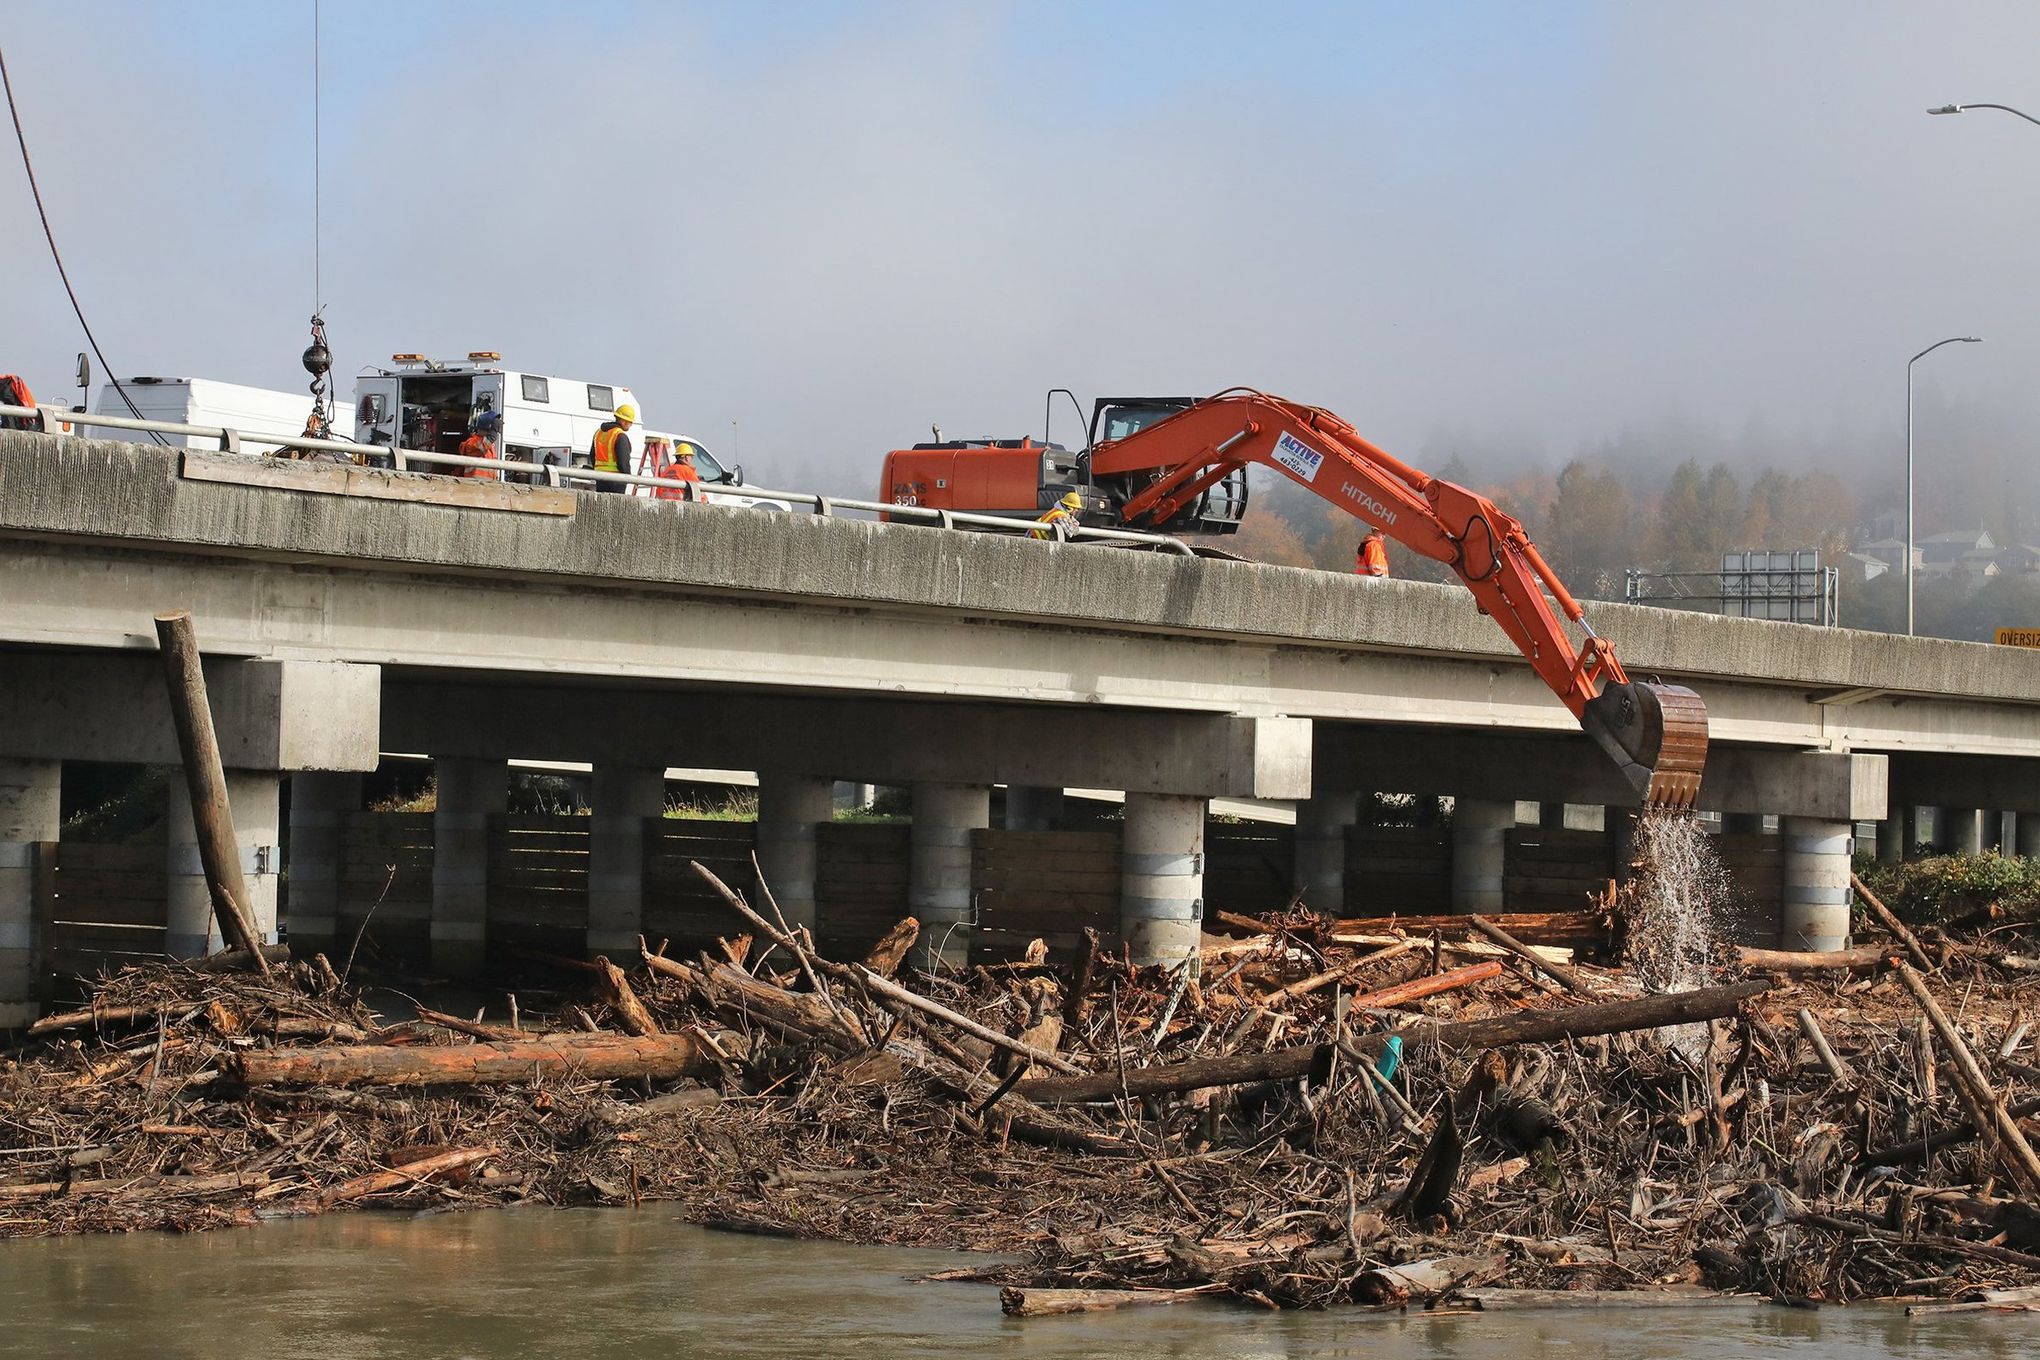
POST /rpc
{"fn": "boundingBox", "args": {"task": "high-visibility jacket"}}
[1356,536,1389,577]
[458,433,500,481]
[641,441,701,501]
[590,421,632,474]
[1031,505,1079,541]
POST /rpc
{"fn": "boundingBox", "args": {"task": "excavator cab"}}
[1087,397,1249,535]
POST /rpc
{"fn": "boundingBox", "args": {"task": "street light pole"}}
[1906,336,1983,636]
[1929,102,2040,128]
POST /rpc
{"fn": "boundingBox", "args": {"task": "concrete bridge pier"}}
[1720,813,1764,836]
[1874,812,1904,864]
[756,774,835,934]
[1944,807,1985,857]
[285,772,362,958]
[2018,813,2040,860]
[1293,789,1359,913]
[0,759,60,1027]
[431,757,505,975]
[1782,817,1853,952]
[1122,793,1207,969]
[910,782,991,969]
[589,765,665,958]
[1450,799,1515,915]
[166,771,281,957]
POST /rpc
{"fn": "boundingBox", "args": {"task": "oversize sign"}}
[1996,627,2040,649]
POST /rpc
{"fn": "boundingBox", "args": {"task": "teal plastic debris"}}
[1375,1034,1403,1081]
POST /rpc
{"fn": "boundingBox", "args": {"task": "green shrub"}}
[1857,851,2040,927]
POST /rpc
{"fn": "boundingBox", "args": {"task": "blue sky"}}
[5,2,2039,510]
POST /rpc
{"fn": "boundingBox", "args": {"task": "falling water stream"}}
[1622,810,1738,1055]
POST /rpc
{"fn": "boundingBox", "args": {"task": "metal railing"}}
[0,403,1195,555]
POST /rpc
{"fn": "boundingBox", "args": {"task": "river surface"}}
[3,1207,2037,1359]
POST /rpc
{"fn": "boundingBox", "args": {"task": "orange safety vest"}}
[1031,505,1078,540]
[642,441,701,500]
[1356,536,1389,577]
[458,433,500,481]
[591,422,628,473]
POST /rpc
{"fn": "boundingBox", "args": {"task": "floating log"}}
[322,1146,500,1204]
[1016,981,1769,1104]
[999,1286,1201,1317]
[231,1033,717,1087]
[1463,1288,1761,1310]
[1332,911,1609,948]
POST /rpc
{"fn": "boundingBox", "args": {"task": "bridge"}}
[3,430,2037,1020]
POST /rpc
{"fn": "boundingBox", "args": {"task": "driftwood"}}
[999,1286,1201,1317]
[231,1033,718,1087]
[1897,963,2040,1197]
[1859,1096,2040,1166]
[322,1146,500,1204]
[595,956,661,1037]
[1737,943,1897,972]
[1017,981,1770,1104]
[1347,961,1504,1011]
[1470,916,1593,994]
[413,1006,523,1042]
[860,918,920,978]
[1852,872,1937,973]
[1332,910,1610,948]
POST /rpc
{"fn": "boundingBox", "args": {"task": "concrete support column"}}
[1004,786,1065,832]
[0,760,60,1027]
[756,774,834,935]
[589,765,665,958]
[1293,790,1359,913]
[1782,817,1853,953]
[431,758,506,975]
[1720,813,1764,836]
[1901,805,1924,860]
[285,771,362,958]
[2018,812,2040,860]
[166,771,282,958]
[1874,815,1904,864]
[1987,812,2009,854]
[910,782,991,968]
[1538,801,1565,830]
[1450,799,1514,915]
[1121,792,1206,969]
[1945,807,1984,857]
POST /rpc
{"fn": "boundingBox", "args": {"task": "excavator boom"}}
[1089,391,1708,809]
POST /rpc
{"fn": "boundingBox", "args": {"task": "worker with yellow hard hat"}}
[1032,488,1084,540]
[588,402,639,494]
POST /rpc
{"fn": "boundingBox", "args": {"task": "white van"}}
[92,376,353,449]
[351,353,635,475]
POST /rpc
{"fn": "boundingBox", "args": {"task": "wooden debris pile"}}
[6,861,2040,1315]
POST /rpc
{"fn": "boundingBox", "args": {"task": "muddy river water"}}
[3,1206,2037,1359]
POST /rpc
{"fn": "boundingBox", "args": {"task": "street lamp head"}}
[1928,104,1965,115]
[1961,336,1983,343]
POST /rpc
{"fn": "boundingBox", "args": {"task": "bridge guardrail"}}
[0,403,1195,556]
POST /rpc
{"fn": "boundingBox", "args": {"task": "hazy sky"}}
[5,2,2038,504]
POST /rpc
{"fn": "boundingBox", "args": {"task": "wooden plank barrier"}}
[971,829,1120,963]
[1344,824,1451,916]
[1204,822,1296,918]
[1504,826,1614,913]
[487,815,589,959]
[643,819,758,951]
[815,822,911,964]
[42,840,169,989]
[336,812,434,968]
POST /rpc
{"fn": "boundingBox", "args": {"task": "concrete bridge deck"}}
[2,431,2037,1010]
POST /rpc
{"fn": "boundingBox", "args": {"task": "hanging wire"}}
[301,0,335,442]
[0,44,168,443]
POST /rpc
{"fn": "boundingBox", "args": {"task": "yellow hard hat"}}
[614,403,638,425]
[1060,490,1083,510]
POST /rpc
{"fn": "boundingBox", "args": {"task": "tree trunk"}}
[1016,981,1768,1104]
[232,1033,716,1087]
[595,956,661,1036]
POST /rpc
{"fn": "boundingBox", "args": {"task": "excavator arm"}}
[1089,391,1707,809]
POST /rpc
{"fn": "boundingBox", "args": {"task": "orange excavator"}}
[883,389,1708,808]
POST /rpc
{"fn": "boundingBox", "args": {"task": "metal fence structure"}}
[1624,550,1839,627]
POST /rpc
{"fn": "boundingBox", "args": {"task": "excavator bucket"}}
[1579,681,1710,812]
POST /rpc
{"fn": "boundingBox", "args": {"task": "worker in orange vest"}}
[1355,527,1389,577]
[640,437,702,500]
[588,403,637,493]
[459,411,502,480]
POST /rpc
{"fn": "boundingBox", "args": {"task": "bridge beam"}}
[387,685,1311,801]
[1316,727,1887,822]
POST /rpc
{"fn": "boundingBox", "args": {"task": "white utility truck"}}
[92,376,353,447]
[351,351,634,474]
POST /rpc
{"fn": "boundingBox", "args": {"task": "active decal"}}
[1271,431,1325,483]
